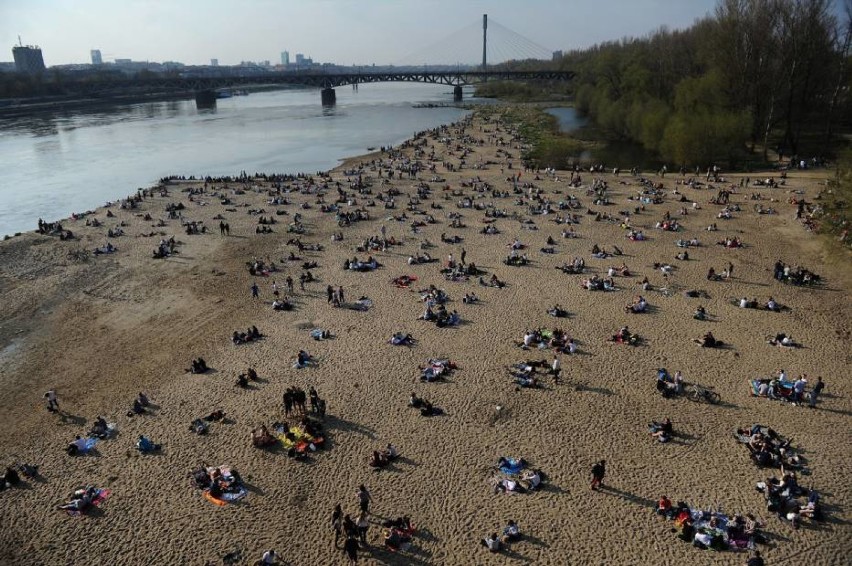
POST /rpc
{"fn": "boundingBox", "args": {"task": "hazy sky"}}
[1,0,723,67]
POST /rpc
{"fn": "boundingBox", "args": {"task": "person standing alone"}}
[590,460,606,491]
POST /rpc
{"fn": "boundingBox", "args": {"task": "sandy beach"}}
[0,107,849,566]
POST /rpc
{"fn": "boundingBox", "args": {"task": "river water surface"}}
[0,83,472,236]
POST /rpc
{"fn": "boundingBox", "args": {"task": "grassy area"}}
[477,105,591,170]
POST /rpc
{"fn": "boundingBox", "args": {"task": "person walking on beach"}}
[809,376,825,408]
[356,510,370,546]
[327,285,334,304]
[219,221,226,236]
[286,276,294,294]
[331,503,343,547]
[44,389,58,413]
[251,282,259,299]
[299,273,306,291]
[461,248,467,265]
[337,286,345,305]
[727,262,734,280]
[356,484,372,514]
[343,535,359,564]
[590,460,606,491]
[551,355,561,384]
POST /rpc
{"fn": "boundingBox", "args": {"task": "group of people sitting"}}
[190,409,226,435]
[344,256,380,271]
[419,304,461,327]
[187,358,209,374]
[478,274,506,288]
[609,326,640,346]
[757,471,822,528]
[655,368,684,398]
[773,261,821,286]
[272,296,294,311]
[717,236,743,248]
[481,520,522,553]
[580,275,617,291]
[556,257,585,274]
[235,367,261,388]
[368,444,399,468]
[491,457,543,494]
[232,326,262,344]
[190,465,246,502]
[736,425,803,470]
[750,372,819,406]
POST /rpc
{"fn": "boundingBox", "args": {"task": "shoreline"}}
[0,106,849,565]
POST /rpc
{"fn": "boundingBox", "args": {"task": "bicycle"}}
[686,383,721,404]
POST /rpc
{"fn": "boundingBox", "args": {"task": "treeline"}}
[0,69,177,99]
[561,0,851,166]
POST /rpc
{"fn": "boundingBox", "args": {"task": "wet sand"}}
[0,109,849,565]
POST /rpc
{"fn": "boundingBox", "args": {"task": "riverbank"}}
[0,107,849,565]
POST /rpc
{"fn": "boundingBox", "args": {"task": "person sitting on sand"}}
[131,397,145,415]
[766,297,780,312]
[649,418,673,442]
[236,373,249,388]
[136,435,161,453]
[519,468,542,491]
[694,305,707,320]
[252,425,276,448]
[188,358,209,374]
[482,533,501,552]
[695,331,722,348]
[89,416,109,439]
[409,392,424,409]
[501,520,521,544]
[384,443,398,461]
[295,350,313,368]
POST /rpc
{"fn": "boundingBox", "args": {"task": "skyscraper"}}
[211,58,219,67]
[91,49,103,65]
[281,51,289,66]
[12,44,45,74]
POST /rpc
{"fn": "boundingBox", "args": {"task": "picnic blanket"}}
[67,488,110,516]
[202,466,248,506]
[499,458,526,476]
[273,424,323,453]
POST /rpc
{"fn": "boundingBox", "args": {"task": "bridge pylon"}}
[321,88,336,106]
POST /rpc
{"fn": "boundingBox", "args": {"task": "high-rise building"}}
[211,58,219,67]
[552,50,563,61]
[12,45,46,74]
[91,49,102,65]
[281,51,289,66]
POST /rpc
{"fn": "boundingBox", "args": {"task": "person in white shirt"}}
[551,356,561,383]
[261,549,276,564]
[482,533,501,552]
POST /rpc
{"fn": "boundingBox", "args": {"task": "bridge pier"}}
[453,86,463,102]
[321,88,336,106]
[195,90,217,107]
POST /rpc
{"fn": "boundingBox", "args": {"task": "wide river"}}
[0,83,475,236]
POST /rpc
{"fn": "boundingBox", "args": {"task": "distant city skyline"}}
[2,0,742,67]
